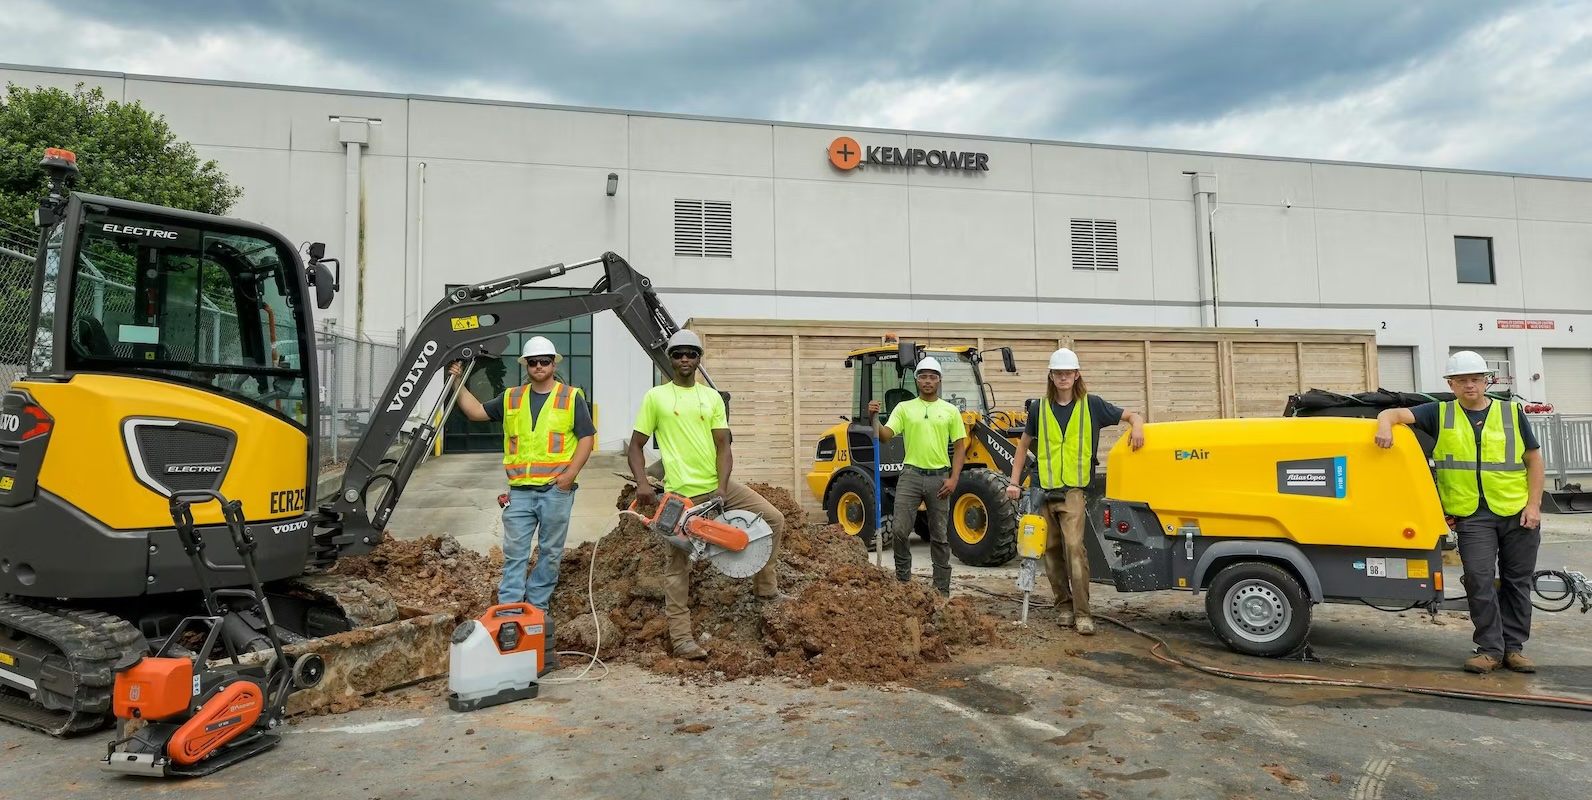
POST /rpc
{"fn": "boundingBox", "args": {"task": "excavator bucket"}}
[232,607,454,716]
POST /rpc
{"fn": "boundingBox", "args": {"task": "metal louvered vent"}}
[1070,218,1119,270]
[124,419,235,496]
[674,199,732,258]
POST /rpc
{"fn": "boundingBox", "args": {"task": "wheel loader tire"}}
[1205,561,1312,658]
[826,471,891,551]
[947,469,1019,567]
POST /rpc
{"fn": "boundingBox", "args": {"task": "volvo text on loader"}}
[0,148,713,743]
[805,337,1034,567]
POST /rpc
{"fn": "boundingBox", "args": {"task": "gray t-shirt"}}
[1022,394,1126,469]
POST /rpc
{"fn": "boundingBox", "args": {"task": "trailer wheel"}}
[826,471,890,551]
[1205,561,1311,658]
[947,470,1019,567]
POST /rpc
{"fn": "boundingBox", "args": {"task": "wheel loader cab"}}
[1,193,331,599]
[806,341,1027,567]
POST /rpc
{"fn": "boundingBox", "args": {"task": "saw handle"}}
[625,491,692,524]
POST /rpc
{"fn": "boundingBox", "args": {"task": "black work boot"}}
[932,566,952,597]
[539,615,561,677]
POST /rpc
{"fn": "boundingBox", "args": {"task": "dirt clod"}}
[549,483,1003,686]
[330,534,503,622]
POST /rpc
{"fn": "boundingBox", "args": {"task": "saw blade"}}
[708,510,775,579]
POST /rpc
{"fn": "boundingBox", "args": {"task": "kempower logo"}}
[387,340,439,412]
[828,136,990,172]
[1174,449,1210,461]
[103,223,178,239]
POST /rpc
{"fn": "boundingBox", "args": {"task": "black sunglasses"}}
[524,357,555,367]
[669,349,701,360]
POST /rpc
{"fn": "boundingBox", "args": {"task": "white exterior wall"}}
[6,64,1591,449]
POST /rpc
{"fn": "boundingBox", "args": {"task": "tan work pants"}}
[1043,488,1091,619]
[663,479,785,648]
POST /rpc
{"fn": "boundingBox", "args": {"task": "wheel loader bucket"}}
[230,607,454,716]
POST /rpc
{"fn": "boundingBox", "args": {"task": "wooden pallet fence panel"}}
[979,336,1063,419]
[1072,339,1150,454]
[1232,342,1302,418]
[1300,343,1370,394]
[796,335,880,512]
[704,334,795,488]
[1148,341,1221,422]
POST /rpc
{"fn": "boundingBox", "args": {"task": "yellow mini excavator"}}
[0,148,710,756]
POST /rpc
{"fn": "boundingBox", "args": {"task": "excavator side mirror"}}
[897,340,917,369]
[310,263,337,309]
[1000,346,1016,373]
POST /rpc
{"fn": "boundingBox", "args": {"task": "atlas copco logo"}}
[828,136,990,172]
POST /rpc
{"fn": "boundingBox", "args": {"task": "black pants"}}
[1455,506,1541,657]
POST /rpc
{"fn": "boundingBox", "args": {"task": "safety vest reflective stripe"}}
[501,381,581,486]
[1037,396,1092,490]
[1431,398,1528,516]
[504,462,571,480]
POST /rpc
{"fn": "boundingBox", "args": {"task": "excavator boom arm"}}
[312,251,704,563]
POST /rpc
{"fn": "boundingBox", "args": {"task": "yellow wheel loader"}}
[805,338,1033,567]
[0,148,709,743]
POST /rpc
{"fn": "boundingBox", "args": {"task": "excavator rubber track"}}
[0,598,147,738]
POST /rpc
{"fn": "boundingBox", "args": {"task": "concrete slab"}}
[379,450,630,555]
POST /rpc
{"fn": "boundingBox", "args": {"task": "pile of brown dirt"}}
[329,534,503,622]
[551,484,1002,686]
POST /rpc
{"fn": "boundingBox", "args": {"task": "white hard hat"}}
[1048,348,1080,371]
[915,356,942,375]
[1443,350,1491,378]
[666,329,704,355]
[519,335,562,364]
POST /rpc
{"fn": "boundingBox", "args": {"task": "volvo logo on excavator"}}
[0,413,17,433]
[387,340,439,412]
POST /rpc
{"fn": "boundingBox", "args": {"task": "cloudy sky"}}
[4,0,1591,177]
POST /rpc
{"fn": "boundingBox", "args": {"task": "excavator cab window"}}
[56,208,312,427]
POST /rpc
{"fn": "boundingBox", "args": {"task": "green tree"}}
[0,82,243,366]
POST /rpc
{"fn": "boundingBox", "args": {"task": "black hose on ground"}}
[958,583,1592,713]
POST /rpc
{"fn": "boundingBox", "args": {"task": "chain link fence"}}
[315,322,404,472]
[1,218,41,388]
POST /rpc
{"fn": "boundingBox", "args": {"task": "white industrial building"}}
[4,63,1590,455]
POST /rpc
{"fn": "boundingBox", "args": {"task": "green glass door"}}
[441,286,595,454]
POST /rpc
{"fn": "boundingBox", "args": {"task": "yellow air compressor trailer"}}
[1080,416,1455,657]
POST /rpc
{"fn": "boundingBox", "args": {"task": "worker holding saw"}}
[628,330,786,660]
[1375,350,1545,675]
[1005,348,1145,635]
[450,335,597,674]
[868,356,967,597]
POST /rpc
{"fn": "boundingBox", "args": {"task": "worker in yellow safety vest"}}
[1005,348,1144,635]
[450,335,596,674]
[1375,350,1545,675]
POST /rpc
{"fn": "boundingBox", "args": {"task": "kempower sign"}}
[828,136,990,172]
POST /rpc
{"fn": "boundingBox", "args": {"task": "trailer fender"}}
[1190,541,1324,603]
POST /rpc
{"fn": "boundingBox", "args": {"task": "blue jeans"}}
[499,484,576,610]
